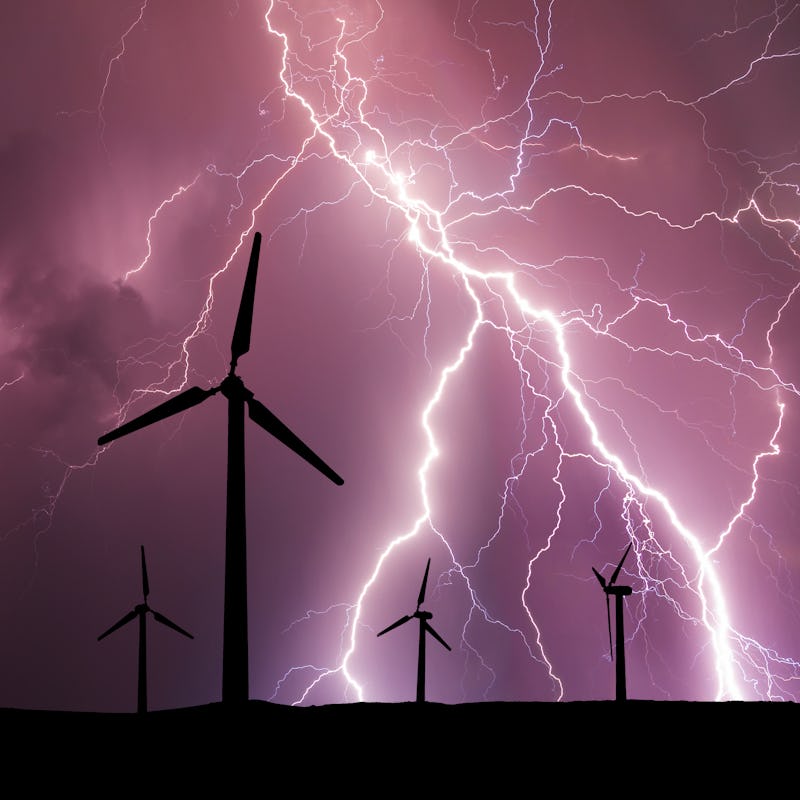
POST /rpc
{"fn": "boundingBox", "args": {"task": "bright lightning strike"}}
[13,1,799,711]
[256,0,800,704]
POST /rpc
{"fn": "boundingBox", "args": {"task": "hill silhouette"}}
[2,698,792,779]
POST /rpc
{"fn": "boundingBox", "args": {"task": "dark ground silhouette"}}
[2,699,793,782]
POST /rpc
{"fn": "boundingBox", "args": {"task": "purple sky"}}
[1,0,799,712]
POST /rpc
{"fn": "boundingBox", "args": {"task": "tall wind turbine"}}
[98,545,193,714]
[592,542,633,702]
[97,231,344,704]
[377,557,451,703]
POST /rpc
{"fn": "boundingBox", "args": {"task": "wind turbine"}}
[377,557,451,703]
[98,545,193,714]
[97,231,344,704]
[592,542,633,702]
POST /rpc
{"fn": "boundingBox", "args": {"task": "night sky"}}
[1,1,799,712]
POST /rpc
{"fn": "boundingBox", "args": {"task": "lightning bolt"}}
[25,1,799,706]
[56,0,150,152]
[0,372,25,393]
[254,0,800,704]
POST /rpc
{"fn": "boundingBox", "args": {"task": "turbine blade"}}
[606,595,613,660]
[97,609,138,641]
[377,615,412,637]
[417,558,431,608]
[247,397,344,486]
[425,622,451,651]
[230,231,262,366]
[592,567,606,589]
[97,386,216,446]
[609,543,632,587]
[152,611,194,639]
[141,545,149,600]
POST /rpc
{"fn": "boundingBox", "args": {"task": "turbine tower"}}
[98,545,193,714]
[97,231,344,704]
[377,557,451,703]
[592,543,633,702]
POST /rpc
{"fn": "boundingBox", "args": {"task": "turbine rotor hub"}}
[220,374,254,401]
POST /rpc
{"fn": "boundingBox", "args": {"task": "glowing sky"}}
[1,0,799,712]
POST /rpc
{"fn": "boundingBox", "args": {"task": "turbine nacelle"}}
[592,542,632,596]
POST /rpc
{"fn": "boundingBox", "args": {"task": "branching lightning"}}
[252,0,800,703]
[18,1,800,706]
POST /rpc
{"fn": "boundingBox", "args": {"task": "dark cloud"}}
[3,259,148,379]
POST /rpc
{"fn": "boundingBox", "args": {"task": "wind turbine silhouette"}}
[97,231,344,704]
[98,545,193,714]
[377,557,451,703]
[592,542,633,702]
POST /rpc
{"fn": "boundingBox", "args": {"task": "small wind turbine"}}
[377,557,451,703]
[592,542,633,702]
[97,231,344,704]
[98,545,193,714]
